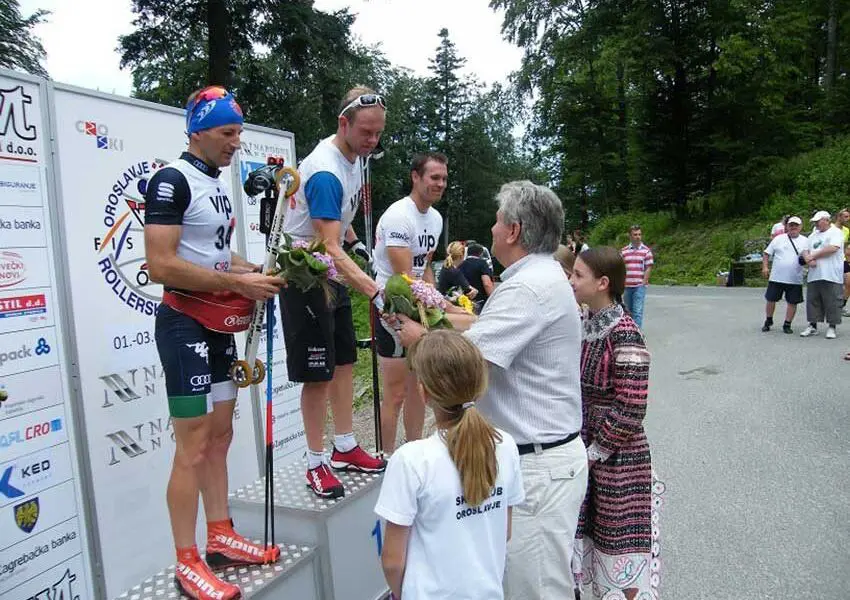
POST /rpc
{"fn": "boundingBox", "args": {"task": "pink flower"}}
[410,279,447,309]
[311,252,338,279]
[291,240,310,249]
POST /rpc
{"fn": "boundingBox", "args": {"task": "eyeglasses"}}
[338,94,386,119]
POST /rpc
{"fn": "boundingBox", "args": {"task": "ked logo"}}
[25,567,80,600]
[94,160,167,316]
[99,364,163,408]
[75,120,123,151]
[0,86,38,162]
[0,251,26,289]
[14,497,39,533]
[0,460,51,499]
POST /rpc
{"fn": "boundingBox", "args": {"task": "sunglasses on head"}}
[187,86,229,111]
[338,94,386,119]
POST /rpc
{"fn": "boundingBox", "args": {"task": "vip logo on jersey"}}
[0,85,38,162]
[14,497,39,533]
[93,161,166,316]
[74,119,123,151]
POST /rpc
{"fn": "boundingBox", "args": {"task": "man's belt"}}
[162,290,254,334]
[516,431,580,456]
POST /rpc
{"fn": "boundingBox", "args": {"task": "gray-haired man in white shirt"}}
[395,181,587,599]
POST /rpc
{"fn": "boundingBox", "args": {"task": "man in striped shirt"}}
[621,225,654,328]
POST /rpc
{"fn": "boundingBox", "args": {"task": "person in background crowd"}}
[568,247,661,599]
[145,86,285,600]
[771,215,789,239]
[279,86,388,499]
[834,208,850,316]
[573,229,590,253]
[761,216,808,333]
[438,240,478,299]
[372,152,446,453]
[375,330,524,600]
[460,242,495,314]
[620,225,654,329]
[800,210,845,339]
[554,244,577,277]
[394,180,588,600]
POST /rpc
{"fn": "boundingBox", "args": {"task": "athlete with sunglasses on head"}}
[144,86,286,600]
[279,87,388,499]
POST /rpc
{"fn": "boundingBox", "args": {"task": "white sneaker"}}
[826,327,837,339]
[800,325,818,337]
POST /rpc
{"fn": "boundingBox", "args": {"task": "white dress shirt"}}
[464,253,583,444]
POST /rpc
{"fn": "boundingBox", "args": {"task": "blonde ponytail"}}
[443,241,465,269]
[407,330,501,507]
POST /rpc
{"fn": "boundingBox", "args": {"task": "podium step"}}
[114,542,320,600]
[229,462,387,600]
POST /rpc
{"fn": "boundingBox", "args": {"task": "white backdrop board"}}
[0,73,94,600]
[50,85,260,598]
[231,128,306,467]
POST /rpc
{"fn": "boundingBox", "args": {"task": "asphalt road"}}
[642,285,850,599]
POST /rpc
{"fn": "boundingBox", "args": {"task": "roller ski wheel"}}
[250,359,265,385]
[275,166,300,197]
[229,360,254,388]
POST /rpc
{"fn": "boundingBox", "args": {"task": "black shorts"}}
[765,281,804,304]
[844,261,850,274]
[374,310,404,359]
[279,280,356,382]
[154,304,238,418]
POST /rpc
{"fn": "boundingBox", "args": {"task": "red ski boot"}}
[174,546,241,600]
[205,519,280,569]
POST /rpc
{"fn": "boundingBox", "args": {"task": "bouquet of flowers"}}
[444,286,475,314]
[275,234,337,301]
[384,274,452,330]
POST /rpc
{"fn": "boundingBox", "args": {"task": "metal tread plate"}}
[229,461,382,514]
[114,542,314,600]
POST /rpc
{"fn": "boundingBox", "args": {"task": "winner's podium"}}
[229,462,388,600]
[114,542,320,600]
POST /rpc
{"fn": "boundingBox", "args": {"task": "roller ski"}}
[229,158,300,388]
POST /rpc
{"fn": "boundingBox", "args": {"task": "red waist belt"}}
[162,290,255,333]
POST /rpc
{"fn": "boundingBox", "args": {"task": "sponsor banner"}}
[0,479,78,550]
[1,72,92,600]
[0,206,46,248]
[2,551,86,600]
[0,327,58,378]
[0,247,51,291]
[52,87,260,596]
[0,443,73,508]
[0,404,67,463]
[0,163,41,207]
[0,84,41,165]
[0,365,63,422]
[0,288,52,335]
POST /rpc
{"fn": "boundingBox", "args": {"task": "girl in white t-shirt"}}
[374,330,524,600]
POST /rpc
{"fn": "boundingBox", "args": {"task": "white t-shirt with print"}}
[764,233,809,285]
[807,225,845,284]
[374,429,525,600]
[372,196,443,287]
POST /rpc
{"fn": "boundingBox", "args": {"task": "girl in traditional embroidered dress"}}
[567,247,663,600]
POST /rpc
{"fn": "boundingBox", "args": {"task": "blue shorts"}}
[154,304,238,418]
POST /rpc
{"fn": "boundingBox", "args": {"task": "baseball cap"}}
[787,216,802,225]
[810,210,831,222]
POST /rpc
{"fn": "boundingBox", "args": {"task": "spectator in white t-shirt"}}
[761,216,809,333]
[800,210,845,339]
[771,215,789,239]
[375,330,524,600]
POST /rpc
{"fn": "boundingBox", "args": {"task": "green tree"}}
[0,0,49,77]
